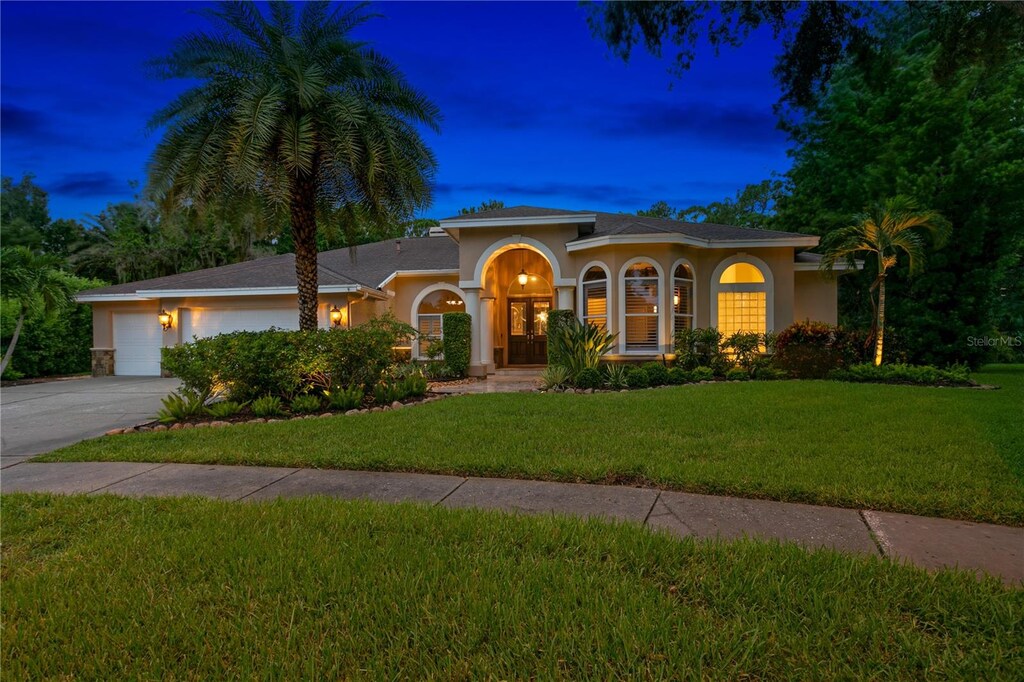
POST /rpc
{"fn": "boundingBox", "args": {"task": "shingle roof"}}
[79,236,459,297]
[443,205,811,243]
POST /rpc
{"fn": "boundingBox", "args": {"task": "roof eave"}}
[438,213,597,229]
[566,233,820,252]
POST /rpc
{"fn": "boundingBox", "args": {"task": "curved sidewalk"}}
[2,461,1021,586]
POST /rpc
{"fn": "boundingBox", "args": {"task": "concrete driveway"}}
[1,376,179,466]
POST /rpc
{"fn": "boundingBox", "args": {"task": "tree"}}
[637,200,678,220]
[147,1,440,329]
[0,247,76,375]
[0,174,50,251]
[776,5,1024,366]
[458,199,505,215]
[637,180,784,227]
[819,197,948,366]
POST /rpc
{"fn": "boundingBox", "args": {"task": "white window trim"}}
[710,254,775,334]
[411,282,467,359]
[670,258,697,338]
[576,261,611,329]
[617,257,666,355]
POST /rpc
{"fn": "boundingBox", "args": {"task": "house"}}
[78,205,848,377]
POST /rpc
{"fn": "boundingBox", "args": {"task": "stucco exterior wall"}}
[793,271,839,324]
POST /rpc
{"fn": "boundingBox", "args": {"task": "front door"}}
[508,298,550,364]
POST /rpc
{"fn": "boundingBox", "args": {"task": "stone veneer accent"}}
[91,348,115,377]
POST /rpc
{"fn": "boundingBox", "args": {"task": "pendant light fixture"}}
[517,249,528,288]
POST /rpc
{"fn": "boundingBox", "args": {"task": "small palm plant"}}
[550,318,617,380]
[820,196,949,366]
[1,247,76,375]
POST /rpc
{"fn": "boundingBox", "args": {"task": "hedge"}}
[546,309,576,367]
[441,312,471,377]
[773,321,864,379]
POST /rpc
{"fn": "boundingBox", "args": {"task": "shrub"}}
[327,384,364,410]
[674,327,730,375]
[726,367,750,381]
[773,321,864,379]
[641,361,670,386]
[402,372,428,397]
[546,310,577,366]
[667,367,689,385]
[625,367,650,389]
[540,365,570,390]
[156,389,209,424]
[550,318,617,380]
[206,400,244,419]
[829,363,973,387]
[573,367,604,390]
[441,312,471,377]
[373,380,408,405]
[251,395,285,418]
[691,367,714,382]
[723,332,763,372]
[161,315,413,401]
[604,364,629,390]
[752,366,789,381]
[422,362,458,381]
[290,394,322,414]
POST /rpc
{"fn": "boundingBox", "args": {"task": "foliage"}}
[690,367,715,382]
[327,384,364,411]
[206,401,245,419]
[625,367,650,389]
[752,366,789,381]
[830,363,973,387]
[641,361,669,386]
[457,200,505,215]
[725,368,750,382]
[667,367,689,385]
[251,395,285,418]
[639,180,785,229]
[773,321,863,379]
[421,361,458,381]
[540,365,570,391]
[0,246,79,376]
[401,372,428,398]
[603,364,630,390]
[289,394,323,415]
[549,317,617,379]
[156,390,209,424]
[776,7,1024,367]
[148,2,440,329]
[673,327,728,374]
[373,381,407,406]
[440,312,471,377]
[162,316,413,401]
[545,310,576,367]
[819,196,949,366]
[0,294,96,380]
[722,332,763,373]
[572,367,604,390]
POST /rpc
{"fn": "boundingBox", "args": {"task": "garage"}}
[112,312,163,376]
[180,307,301,341]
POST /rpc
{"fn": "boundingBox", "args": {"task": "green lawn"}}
[40,365,1024,525]
[3,494,1021,679]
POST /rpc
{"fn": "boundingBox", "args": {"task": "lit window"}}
[716,261,767,339]
[417,290,464,344]
[624,261,659,351]
[672,263,694,335]
[581,266,608,330]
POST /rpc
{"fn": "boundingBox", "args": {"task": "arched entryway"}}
[485,248,554,366]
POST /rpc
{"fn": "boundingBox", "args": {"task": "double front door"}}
[508,298,550,365]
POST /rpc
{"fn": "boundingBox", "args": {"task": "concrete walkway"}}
[4,461,1021,585]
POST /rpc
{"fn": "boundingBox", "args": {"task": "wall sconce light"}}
[517,268,529,287]
[329,305,345,328]
[158,309,173,331]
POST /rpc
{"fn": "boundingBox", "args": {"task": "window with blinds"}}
[623,262,659,351]
[673,263,694,335]
[582,266,608,330]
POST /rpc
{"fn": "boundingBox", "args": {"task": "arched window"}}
[416,290,464,343]
[580,265,609,329]
[672,262,694,335]
[622,260,661,352]
[716,261,767,339]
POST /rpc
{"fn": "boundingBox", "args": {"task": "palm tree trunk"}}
[290,171,319,331]
[1,312,25,376]
[874,274,886,366]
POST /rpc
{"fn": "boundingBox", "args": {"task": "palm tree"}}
[1,247,76,375]
[820,196,949,365]
[147,1,440,329]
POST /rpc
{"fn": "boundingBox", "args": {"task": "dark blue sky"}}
[1,1,788,222]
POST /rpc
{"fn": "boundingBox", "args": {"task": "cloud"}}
[595,99,783,148]
[48,172,132,198]
[1,103,50,136]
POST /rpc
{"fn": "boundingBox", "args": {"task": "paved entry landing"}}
[431,369,543,395]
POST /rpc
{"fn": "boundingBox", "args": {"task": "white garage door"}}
[182,308,301,340]
[113,312,163,376]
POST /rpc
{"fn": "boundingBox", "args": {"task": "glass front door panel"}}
[533,301,550,337]
[510,302,527,336]
[508,298,550,364]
